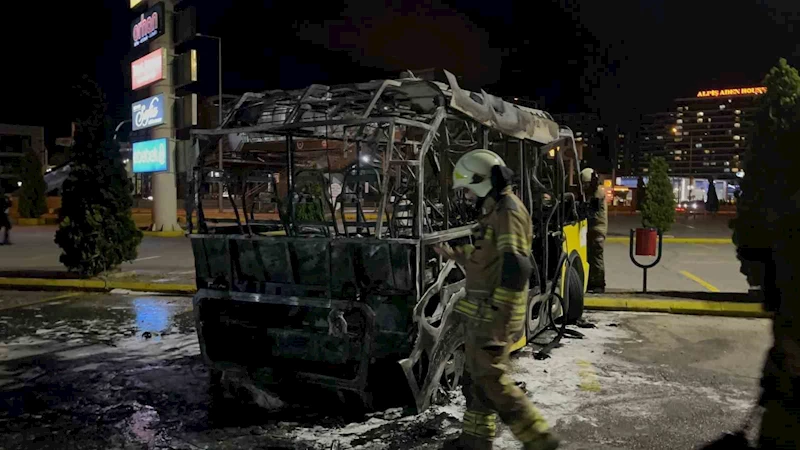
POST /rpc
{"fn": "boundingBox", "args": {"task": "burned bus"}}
[187,70,589,412]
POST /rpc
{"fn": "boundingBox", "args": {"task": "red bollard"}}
[635,228,658,256]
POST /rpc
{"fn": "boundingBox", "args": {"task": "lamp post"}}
[196,33,224,212]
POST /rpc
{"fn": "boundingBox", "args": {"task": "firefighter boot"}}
[522,432,560,450]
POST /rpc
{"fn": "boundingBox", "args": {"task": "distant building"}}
[0,124,47,192]
[637,86,764,180]
[552,113,636,176]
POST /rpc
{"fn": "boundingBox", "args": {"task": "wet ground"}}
[0,291,770,449]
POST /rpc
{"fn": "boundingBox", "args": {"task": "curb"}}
[585,297,768,318]
[0,278,196,295]
[606,237,732,244]
[141,230,186,238]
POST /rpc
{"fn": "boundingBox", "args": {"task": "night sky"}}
[4,0,799,144]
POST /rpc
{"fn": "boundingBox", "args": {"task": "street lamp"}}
[196,33,224,212]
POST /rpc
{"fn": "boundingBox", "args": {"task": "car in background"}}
[677,200,705,214]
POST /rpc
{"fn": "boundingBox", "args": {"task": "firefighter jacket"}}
[589,186,608,237]
[452,188,533,334]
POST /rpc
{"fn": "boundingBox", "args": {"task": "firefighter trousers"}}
[587,231,605,289]
[458,315,550,448]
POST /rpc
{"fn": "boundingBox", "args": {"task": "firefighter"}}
[581,168,607,293]
[435,149,559,450]
[0,192,11,245]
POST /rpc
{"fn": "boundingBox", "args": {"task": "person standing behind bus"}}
[581,168,606,293]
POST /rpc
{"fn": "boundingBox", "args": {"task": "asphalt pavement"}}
[607,213,734,238]
[0,217,750,294]
[0,226,195,285]
[0,291,768,449]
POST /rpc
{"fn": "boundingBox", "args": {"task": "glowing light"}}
[361,155,371,163]
[17,181,22,187]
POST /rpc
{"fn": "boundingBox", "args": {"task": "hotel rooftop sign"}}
[696,87,767,98]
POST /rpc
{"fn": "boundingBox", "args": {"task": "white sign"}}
[132,94,165,131]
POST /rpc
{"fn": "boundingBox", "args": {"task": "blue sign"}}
[132,94,165,131]
[133,138,168,173]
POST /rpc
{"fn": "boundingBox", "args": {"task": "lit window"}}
[675,150,682,155]
[597,127,604,132]
[725,161,730,166]
[674,156,682,161]
[733,135,741,141]
[703,162,710,166]
[735,109,741,115]
[643,168,649,172]
[619,134,625,138]
[710,162,717,166]
[697,112,705,117]
[645,137,650,141]
[684,132,690,136]
[575,137,583,141]
[696,143,702,148]
[719,104,726,110]
[735,143,740,148]
[725,168,731,172]
[734,123,741,128]
[677,119,684,124]
[576,132,582,137]
[677,112,683,117]
[732,167,739,173]
[697,118,703,123]
[704,149,710,154]
[677,107,684,111]
[657,135,664,140]
[707,118,712,123]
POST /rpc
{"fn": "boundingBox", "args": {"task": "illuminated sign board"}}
[132,2,164,48]
[132,138,168,173]
[131,48,165,90]
[132,94,165,131]
[131,0,144,8]
[696,87,767,98]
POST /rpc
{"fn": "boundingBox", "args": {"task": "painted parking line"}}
[577,360,601,392]
[134,256,162,262]
[679,270,721,292]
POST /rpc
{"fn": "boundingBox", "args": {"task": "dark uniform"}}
[0,195,11,245]
[448,187,554,450]
[587,186,607,291]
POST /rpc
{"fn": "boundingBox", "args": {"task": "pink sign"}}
[131,48,165,90]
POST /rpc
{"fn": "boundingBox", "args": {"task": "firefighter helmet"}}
[580,168,595,184]
[452,149,506,197]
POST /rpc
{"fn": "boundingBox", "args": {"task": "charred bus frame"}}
[187,70,585,411]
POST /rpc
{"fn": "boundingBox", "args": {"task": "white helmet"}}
[580,168,595,184]
[452,149,506,197]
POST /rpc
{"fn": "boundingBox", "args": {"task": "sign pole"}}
[147,0,180,232]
